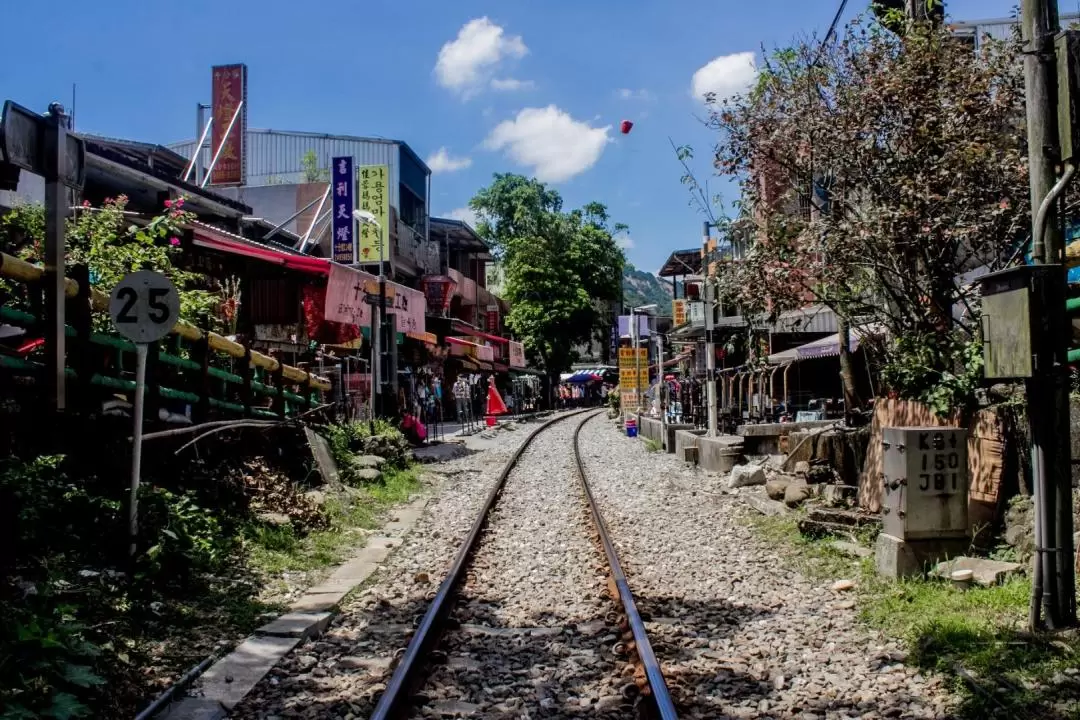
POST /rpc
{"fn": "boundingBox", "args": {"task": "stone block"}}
[784,480,813,507]
[699,435,744,473]
[304,427,339,486]
[931,556,1024,587]
[875,533,922,579]
[875,533,969,580]
[353,454,385,468]
[256,611,333,639]
[160,697,228,720]
[729,463,766,488]
[674,429,705,464]
[194,635,302,710]
[663,423,695,453]
[765,477,791,501]
[743,492,790,516]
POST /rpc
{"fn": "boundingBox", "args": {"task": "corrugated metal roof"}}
[168,129,430,203]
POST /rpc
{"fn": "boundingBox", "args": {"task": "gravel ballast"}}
[229,419,546,718]
[578,414,956,719]
[230,412,630,719]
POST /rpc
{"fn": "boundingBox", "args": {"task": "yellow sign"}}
[357,164,389,264]
[619,367,650,389]
[673,299,687,327]
[618,348,647,364]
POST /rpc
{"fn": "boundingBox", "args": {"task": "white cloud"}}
[690,51,757,103]
[435,17,528,98]
[446,207,479,228]
[617,88,653,101]
[615,232,634,250]
[491,77,534,91]
[484,105,610,183]
[426,147,473,174]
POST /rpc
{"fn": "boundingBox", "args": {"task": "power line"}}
[812,0,851,67]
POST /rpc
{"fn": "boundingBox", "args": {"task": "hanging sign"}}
[422,274,456,313]
[689,301,705,326]
[357,164,389,263]
[672,299,688,327]
[618,314,650,337]
[331,156,355,263]
[386,282,426,335]
[324,264,376,327]
[209,64,247,186]
[509,341,526,368]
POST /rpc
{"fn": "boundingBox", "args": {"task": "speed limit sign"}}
[108,270,180,344]
[109,270,182,560]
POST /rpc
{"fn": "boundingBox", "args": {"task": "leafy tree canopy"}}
[707,17,1027,414]
[469,174,625,374]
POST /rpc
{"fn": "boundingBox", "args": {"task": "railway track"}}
[370,409,677,719]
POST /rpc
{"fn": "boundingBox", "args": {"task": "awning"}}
[767,323,886,364]
[649,351,693,371]
[450,319,509,344]
[446,336,495,361]
[407,331,437,345]
[192,225,329,275]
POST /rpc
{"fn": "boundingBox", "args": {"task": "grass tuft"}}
[244,465,422,587]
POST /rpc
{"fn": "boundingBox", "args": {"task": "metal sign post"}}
[108,270,180,558]
[0,100,86,411]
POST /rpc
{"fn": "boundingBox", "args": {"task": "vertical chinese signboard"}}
[617,347,648,389]
[210,64,247,186]
[331,157,355,263]
[509,341,526,368]
[486,304,499,334]
[357,164,389,264]
[672,299,688,327]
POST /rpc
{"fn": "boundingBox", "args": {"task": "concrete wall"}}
[674,428,706,463]
[737,419,837,455]
[697,435,745,473]
[637,415,663,444]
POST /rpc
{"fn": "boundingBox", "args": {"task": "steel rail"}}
[369,408,593,720]
[573,412,679,720]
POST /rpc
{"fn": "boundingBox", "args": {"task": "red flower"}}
[164,199,173,208]
[169,237,180,246]
[81,200,91,208]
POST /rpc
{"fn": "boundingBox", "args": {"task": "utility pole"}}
[1021,0,1076,628]
[703,221,718,436]
[43,104,70,412]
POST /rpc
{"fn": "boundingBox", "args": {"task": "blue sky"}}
[1,0,1023,274]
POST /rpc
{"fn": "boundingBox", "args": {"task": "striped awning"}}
[768,323,886,364]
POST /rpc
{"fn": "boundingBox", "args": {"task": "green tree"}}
[706,17,1027,415]
[301,149,329,183]
[469,174,625,382]
[1,196,227,333]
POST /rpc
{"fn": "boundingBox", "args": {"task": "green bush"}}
[1,456,107,719]
[136,487,235,583]
[323,420,411,476]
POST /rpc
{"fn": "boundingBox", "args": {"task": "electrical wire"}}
[811,0,851,68]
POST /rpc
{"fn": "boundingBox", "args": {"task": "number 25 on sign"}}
[108,271,180,559]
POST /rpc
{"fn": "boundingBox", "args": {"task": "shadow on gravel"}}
[909,623,1080,720]
[634,593,778,717]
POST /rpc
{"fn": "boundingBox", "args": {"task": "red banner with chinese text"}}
[210,64,247,186]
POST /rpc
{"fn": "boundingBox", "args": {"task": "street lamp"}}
[630,303,657,413]
[353,209,385,419]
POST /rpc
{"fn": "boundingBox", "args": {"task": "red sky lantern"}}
[620,120,634,134]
